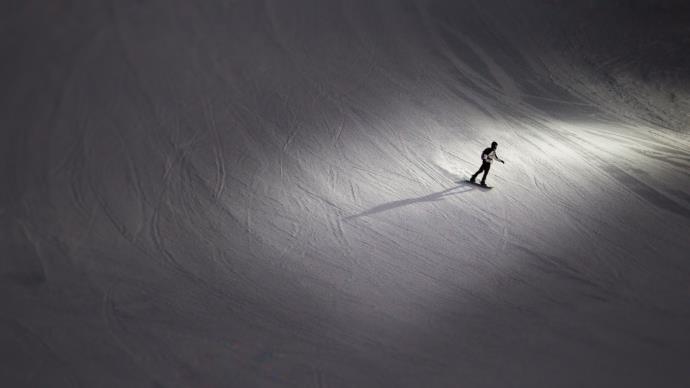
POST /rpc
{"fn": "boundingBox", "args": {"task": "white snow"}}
[2,0,690,387]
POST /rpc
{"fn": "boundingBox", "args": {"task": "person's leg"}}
[470,164,484,182]
[480,162,491,184]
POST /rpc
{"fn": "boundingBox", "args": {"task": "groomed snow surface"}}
[3,1,690,387]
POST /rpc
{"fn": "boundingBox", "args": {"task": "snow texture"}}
[2,1,690,387]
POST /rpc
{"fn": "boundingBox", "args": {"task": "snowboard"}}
[465,180,493,189]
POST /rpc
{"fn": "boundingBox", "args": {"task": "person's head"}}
[491,141,498,149]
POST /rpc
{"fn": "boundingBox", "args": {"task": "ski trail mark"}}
[203,98,227,199]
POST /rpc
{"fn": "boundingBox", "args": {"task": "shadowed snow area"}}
[2,0,690,387]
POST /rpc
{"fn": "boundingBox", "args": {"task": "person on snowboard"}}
[470,141,504,186]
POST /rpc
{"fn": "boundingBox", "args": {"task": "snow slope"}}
[2,0,690,387]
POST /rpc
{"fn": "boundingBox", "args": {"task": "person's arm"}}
[496,153,505,163]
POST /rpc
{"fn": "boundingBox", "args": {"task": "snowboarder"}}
[470,141,504,187]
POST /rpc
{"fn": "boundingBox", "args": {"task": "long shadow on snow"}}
[345,180,488,220]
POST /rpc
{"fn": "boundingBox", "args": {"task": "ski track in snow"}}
[3,0,690,387]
